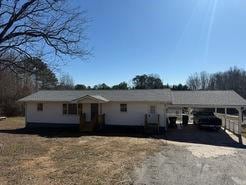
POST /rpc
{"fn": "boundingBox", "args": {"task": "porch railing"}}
[80,113,105,132]
[144,114,160,133]
[215,113,241,135]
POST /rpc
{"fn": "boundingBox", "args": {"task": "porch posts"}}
[224,108,227,131]
[79,113,86,131]
[99,103,102,114]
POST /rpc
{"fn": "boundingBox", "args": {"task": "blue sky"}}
[61,0,246,86]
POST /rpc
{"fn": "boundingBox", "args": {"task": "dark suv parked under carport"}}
[193,111,222,131]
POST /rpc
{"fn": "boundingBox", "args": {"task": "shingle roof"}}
[18,89,246,106]
[18,89,172,103]
[172,90,246,106]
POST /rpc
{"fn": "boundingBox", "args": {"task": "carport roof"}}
[171,90,246,107]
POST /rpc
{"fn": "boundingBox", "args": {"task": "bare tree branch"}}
[0,0,89,72]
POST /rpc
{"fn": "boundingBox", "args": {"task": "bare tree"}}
[200,71,210,90]
[0,67,35,116]
[57,73,74,90]
[0,0,89,72]
[186,73,201,90]
[207,67,246,98]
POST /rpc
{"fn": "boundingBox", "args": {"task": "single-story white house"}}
[18,89,246,133]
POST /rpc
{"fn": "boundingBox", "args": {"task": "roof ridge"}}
[171,90,235,92]
[37,89,171,92]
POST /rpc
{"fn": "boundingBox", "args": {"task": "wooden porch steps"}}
[79,114,105,132]
[144,123,160,134]
[80,122,94,132]
[144,114,160,134]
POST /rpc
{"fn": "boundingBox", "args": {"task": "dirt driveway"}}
[133,125,246,185]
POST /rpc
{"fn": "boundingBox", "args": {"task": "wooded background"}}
[1,62,245,116]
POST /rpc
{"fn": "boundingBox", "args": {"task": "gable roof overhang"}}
[70,95,110,104]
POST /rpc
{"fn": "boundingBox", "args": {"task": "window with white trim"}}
[37,103,43,111]
[63,104,67,115]
[68,104,77,115]
[120,104,127,112]
[62,104,78,115]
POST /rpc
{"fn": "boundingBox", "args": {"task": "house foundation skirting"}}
[26,122,80,128]
[103,125,166,133]
[26,122,166,133]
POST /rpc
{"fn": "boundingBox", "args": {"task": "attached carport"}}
[167,90,246,137]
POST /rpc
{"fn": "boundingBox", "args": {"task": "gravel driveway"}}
[133,125,246,185]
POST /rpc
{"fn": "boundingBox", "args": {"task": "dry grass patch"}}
[51,136,163,185]
[0,117,165,185]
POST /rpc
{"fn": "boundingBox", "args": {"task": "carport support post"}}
[238,107,242,136]
[215,108,217,113]
[223,108,227,131]
[237,107,243,144]
[25,102,27,127]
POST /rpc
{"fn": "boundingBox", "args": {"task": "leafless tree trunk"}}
[200,71,210,90]
[187,67,246,99]
[186,73,201,90]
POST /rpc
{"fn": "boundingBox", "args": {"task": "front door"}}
[91,103,98,120]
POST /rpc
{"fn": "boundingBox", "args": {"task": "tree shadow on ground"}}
[0,126,165,139]
[1,124,245,149]
[166,124,246,149]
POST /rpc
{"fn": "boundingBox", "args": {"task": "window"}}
[63,104,78,115]
[63,104,67,115]
[150,105,156,114]
[37,103,43,111]
[68,104,77,115]
[120,104,127,112]
[78,104,83,115]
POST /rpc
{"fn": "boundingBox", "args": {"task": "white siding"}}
[26,102,79,124]
[166,107,182,117]
[26,102,168,127]
[103,102,167,127]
